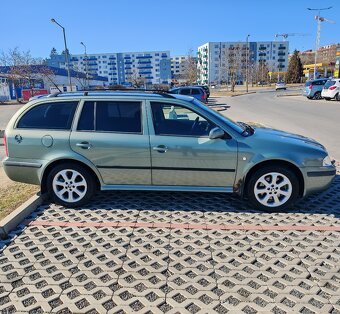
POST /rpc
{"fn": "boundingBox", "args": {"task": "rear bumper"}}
[3,158,42,185]
[321,90,336,98]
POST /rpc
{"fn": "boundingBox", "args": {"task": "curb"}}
[0,193,45,239]
[0,130,4,138]
[276,93,301,97]
[230,91,257,97]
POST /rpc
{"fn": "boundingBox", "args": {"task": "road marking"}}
[25,220,340,232]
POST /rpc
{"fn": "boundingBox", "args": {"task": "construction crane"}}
[307,6,335,78]
[274,33,310,41]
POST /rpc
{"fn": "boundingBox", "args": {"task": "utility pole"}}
[51,18,73,91]
[246,35,250,92]
[307,6,333,79]
[80,42,89,89]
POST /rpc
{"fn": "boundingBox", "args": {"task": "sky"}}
[0,0,339,59]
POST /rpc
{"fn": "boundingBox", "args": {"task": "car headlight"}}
[323,155,333,166]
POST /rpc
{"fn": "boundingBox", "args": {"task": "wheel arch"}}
[41,159,101,194]
[242,159,304,198]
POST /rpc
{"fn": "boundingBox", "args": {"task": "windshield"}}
[192,99,245,134]
[324,80,335,88]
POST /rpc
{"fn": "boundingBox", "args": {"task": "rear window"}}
[77,101,142,133]
[324,80,336,88]
[17,101,78,130]
[304,81,311,87]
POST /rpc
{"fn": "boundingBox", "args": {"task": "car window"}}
[151,102,216,137]
[170,89,179,94]
[17,101,78,130]
[191,89,200,95]
[77,101,95,131]
[324,80,335,88]
[179,88,191,95]
[96,101,141,133]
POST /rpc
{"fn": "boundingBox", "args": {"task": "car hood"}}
[253,127,325,150]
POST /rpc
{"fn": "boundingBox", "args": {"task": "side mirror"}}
[209,127,225,140]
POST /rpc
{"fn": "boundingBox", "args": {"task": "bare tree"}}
[225,44,245,92]
[183,49,197,84]
[126,68,145,88]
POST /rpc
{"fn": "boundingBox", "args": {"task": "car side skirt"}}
[101,185,233,193]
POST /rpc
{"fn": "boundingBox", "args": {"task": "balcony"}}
[108,62,116,65]
[109,57,116,60]
[138,61,151,64]
[259,53,266,57]
[139,71,152,75]
[125,61,132,64]
[145,76,153,79]
[136,55,152,59]
[278,52,286,56]
[137,66,153,69]
[124,56,131,59]
[278,46,286,50]
[278,59,285,62]
[259,47,266,50]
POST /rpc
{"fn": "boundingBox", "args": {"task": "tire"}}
[324,98,331,101]
[247,166,299,211]
[335,93,340,101]
[47,162,96,207]
[313,92,322,100]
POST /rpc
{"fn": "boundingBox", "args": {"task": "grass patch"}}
[0,183,39,220]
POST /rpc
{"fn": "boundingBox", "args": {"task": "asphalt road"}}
[213,90,340,161]
[0,103,23,130]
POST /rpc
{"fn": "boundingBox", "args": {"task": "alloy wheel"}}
[52,169,87,203]
[254,172,292,208]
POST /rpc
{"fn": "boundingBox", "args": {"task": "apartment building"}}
[197,41,289,84]
[48,51,172,85]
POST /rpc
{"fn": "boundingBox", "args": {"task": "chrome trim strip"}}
[3,161,42,168]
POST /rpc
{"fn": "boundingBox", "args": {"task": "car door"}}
[70,99,151,185]
[148,101,238,187]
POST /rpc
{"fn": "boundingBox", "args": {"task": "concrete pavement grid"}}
[0,171,339,313]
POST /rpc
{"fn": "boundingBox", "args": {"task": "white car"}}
[275,82,286,90]
[321,79,340,101]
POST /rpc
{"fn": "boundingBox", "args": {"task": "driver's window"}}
[151,102,216,137]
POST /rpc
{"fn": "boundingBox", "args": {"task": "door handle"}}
[76,142,92,149]
[153,145,168,153]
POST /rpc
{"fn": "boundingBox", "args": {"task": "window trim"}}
[76,100,144,135]
[16,100,79,131]
[150,101,218,138]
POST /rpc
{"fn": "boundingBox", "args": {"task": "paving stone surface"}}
[0,173,339,313]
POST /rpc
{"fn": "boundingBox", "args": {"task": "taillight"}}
[309,84,313,90]
[329,85,336,90]
[201,94,205,100]
[4,132,8,157]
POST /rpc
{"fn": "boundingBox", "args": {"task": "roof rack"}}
[48,88,176,99]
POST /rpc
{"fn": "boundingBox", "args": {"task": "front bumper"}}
[304,166,336,196]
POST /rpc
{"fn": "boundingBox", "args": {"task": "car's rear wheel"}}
[324,97,331,101]
[335,93,340,101]
[247,166,299,211]
[313,92,322,100]
[47,163,95,207]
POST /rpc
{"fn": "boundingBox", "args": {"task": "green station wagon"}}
[3,91,336,210]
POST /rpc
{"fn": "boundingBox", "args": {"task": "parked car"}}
[321,78,340,101]
[169,86,207,103]
[303,78,328,100]
[196,85,210,98]
[3,91,335,210]
[275,82,286,90]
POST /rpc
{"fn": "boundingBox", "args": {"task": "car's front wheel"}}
[47,163,95,207]
[247,166,299,211]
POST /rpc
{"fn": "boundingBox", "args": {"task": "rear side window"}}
[77,101,142,133]
[324,80,336,88]
[180,88,191,95]
[17,101,78,130]
[191,89,200,95]
[304,81,311,87]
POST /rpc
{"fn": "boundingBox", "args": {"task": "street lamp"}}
[307,6,333,79]
[246,34,250,92]
[51,18,72,91]
[80,41,89,89]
